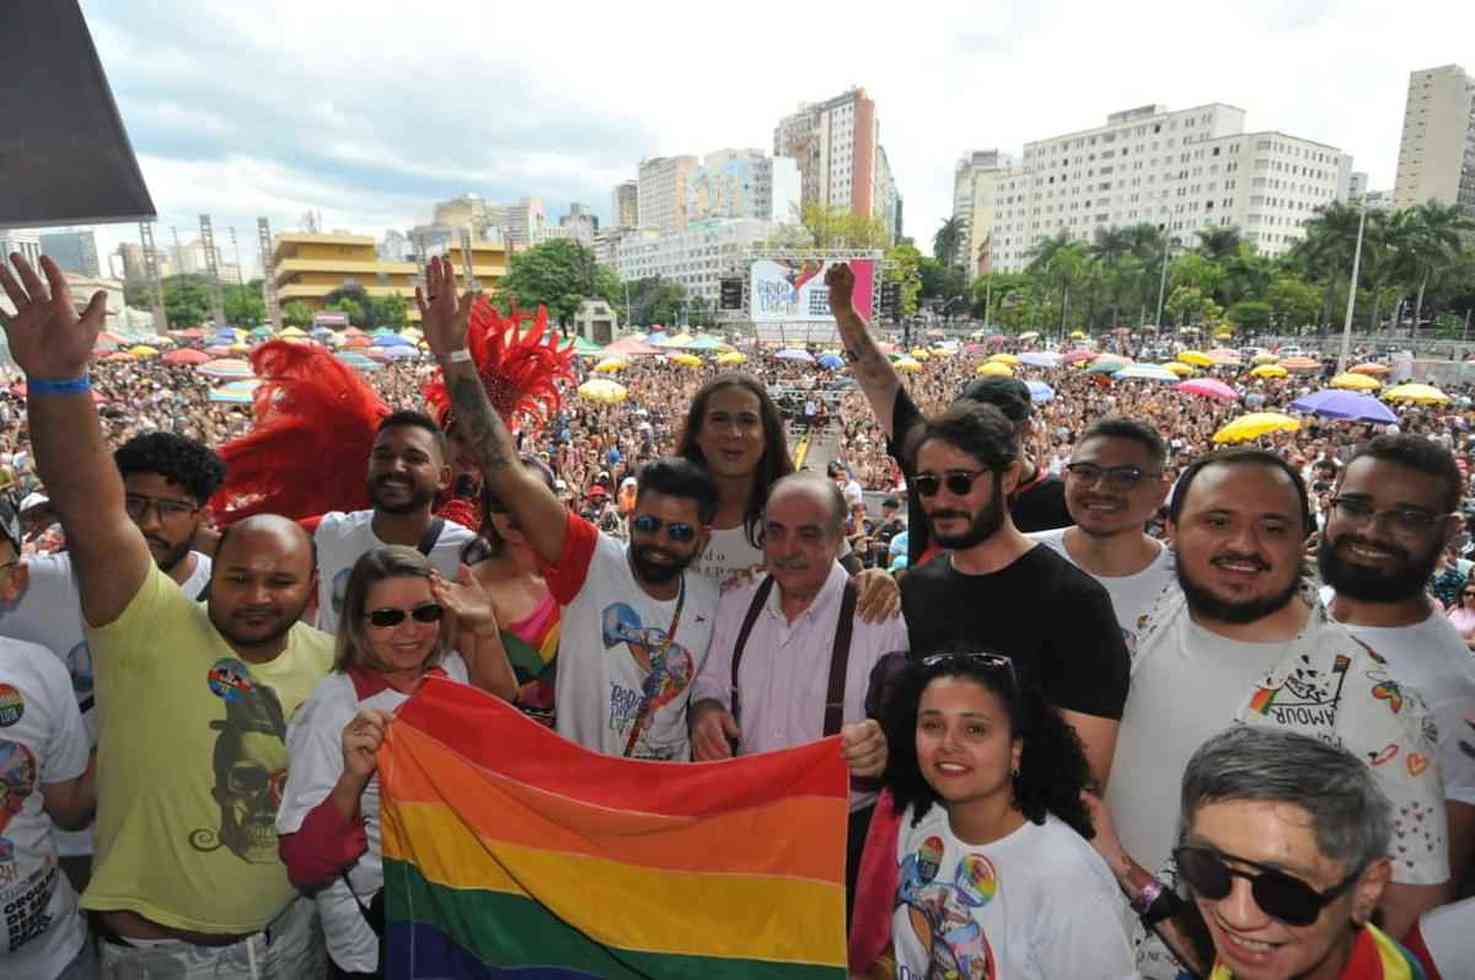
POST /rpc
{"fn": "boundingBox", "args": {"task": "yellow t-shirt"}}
[82,563,334,934]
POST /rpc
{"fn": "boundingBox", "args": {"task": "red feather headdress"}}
[421,298,575,435]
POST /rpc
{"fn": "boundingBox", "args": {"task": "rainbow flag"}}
[379,676,850,978]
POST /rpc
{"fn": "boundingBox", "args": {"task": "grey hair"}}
[1180,726,1393,873]
[766,472,849,538]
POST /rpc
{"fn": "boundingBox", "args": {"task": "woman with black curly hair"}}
[879,652,1136,979]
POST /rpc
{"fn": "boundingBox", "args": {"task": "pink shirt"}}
[1447,606,1475,639]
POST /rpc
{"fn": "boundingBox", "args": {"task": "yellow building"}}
[269,232,507,324]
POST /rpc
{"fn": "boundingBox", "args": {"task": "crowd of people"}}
[0,248,1472,980]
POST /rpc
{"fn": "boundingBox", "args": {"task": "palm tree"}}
[1090,226,1132,328]
[1396,202,1475,334]
[1028,233,1090,339]
[1194,226,1242,261]
[933,217,965,268]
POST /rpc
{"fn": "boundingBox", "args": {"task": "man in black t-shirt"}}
[896,398,1129,787]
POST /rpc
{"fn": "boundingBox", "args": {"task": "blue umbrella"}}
[775,348,814,363]
[817,353,845,370]
[1289,389,1397,424]
[1026,380,1055,403]
[1019,351,1061,369]
[374,334,414,347]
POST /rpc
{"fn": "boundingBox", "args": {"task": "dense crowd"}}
[0,250,1473,980]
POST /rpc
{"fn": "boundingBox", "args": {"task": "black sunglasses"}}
[365,603,444,629]
[920,652,1017,689]
[631,514,697,542]
[1174,845,1360,926]
[913,470,987,498]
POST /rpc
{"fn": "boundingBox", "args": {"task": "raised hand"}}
[0,254,106,380]
[430,565,498,635]
[825,262,856,318]
[414,256,475,358]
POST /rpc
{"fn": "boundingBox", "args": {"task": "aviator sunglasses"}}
[631,514,697,542]
[365,603,444,629]
[1173,845,1360,926]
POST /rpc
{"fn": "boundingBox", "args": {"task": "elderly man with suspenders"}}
[690,472,907,909]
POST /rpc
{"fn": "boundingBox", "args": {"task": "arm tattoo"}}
[448,367,515,472]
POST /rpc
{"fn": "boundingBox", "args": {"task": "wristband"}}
[1130,878,1164,917]
[26,374,91,397]
[441,349,472,364]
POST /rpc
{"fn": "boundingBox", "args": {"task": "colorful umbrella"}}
[1069,330,1087,340]
[1249,365,1289,379]
[1018,331,1040,342]
[1177,350,1213,367]
[1251,353,1280,366]
[1087,354,1132,375]
[1289,390,1398,424]
[279,326,307,337]
[908,348,932,361]
[1329,372,1381,391]
[987,353,1020,365]
[1026,380,1055,403]
[776,349,814,363]
[577,378,628,403]
[1164,362,1197,376]
[817,353,845,370]
[1349,362,1391,376]
[1213,412,1301,445]
[1113,365,1179,382]
[715,352,748,366]
[1383,383,1450,405]
[197,358,254,380]
[975,361,1014,378]
[1178,378,1239,401]
[129,345,160,358]
[1018,351,1061,369]
[895,357,924,373]
[594,356,629,373]
[1062,349,1096,365]
[208,379,262,405]
[163,348,211,366]
[1280,356,1321,372]
[669,353,703,368]
[205,345,233,357]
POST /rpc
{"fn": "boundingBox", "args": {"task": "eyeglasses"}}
[920,652,1017,689]
[1173,845,1360,926]
[913,470,987,498]
[365,603,444,629]
[631,514,697,543]
[1328,496,1446,535]
[125,493,199,521]
[1065,462,1161,488]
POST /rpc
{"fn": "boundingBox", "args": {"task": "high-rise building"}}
[953,151,1017,276]
[433,194,491,234]
[558,203,599,247]
[874,146,901,243]
[611,219,773,306]
[774,87,882,220]
[684,149,802,224]
[116,242,147,281]
[39,229,100,276]
[378,230,411,262]
[985,103,1352,271]
[638,156,699,233]
[612,181,639,229]
[1393,65,1475,218]
[504,197,547,247]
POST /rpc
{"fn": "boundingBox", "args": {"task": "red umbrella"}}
[163,348,211,366]
[1178,378,1238,401]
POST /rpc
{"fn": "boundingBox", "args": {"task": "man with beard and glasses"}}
[896,400,1129,788]
[1028,418,1176,656]
[1317,434,1475,886]
[312,409,476,634]
[1100,448,1449,980]
[0,253,330,975]
[0,432,223,893]
[416,257,719,760]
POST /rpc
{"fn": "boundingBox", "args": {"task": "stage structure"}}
[720,248,887,346]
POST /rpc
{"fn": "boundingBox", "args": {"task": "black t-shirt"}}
[887,387,1073,565]
[899,545,1130,719]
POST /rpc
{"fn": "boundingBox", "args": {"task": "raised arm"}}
[826,263,902,438]
[415,257,567,565]
[0,255,151,626]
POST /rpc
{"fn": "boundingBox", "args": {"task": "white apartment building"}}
[774,88,881,219]
[986,103,1351,271]
[685,149,801,224]
[611,218,773,305]
[638,156,698,234]
[505,197,547,248]
[611,181,639,229]
[1393,64,1475,217]
[0,228,42,269]
[953,151,1017,275]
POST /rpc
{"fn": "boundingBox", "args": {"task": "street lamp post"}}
[1153,241,1173,333]
[1336,205,1368,374]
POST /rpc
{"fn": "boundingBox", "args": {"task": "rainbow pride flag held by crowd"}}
[379,676,850,978]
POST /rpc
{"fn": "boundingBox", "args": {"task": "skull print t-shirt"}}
[83,563,334,935]
[543,512,716,760]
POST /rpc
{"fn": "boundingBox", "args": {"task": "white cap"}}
[19,492,48,513]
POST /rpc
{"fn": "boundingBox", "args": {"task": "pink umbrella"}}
[1178,378,1238,401]
[1062,349,1096,365]
[163,348,211,366]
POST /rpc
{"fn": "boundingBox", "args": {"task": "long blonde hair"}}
[334,545,448,673]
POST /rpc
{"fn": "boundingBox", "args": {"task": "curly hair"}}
[881,654,1095,840]
[114,431,226,505]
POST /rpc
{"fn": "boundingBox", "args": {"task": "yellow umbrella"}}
[577,378,628,403]
[128,345,159,358]
[593,356,628,374]
[669,353,702,368]
[909,348,932,361]
[1214,329,1234,341]
[1213,412,1301,445]
[1249,364,1289,379]
[279,326,307,337]
[715,351,747,366]
[1164,362,1197,376]
[987,353,1020,365]
[1329,372,1381,391]
[975,361,1014,378]
[1251,352,1280,365]
[895,357,924,373]
[1069,330,1087,340]
[1383,383,1451,405]
[1177,350,1213,367]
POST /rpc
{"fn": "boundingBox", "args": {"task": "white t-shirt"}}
[545,515,717,760]
[0,550,211,858]
[1028,527,1176,654]
[1321,586,1475,807]
[694,523,766,591]
[0,637,90,978]
[313,511,475,634]
[276,654,469,974]
[893,807,1135,980]
[842,479,864,509]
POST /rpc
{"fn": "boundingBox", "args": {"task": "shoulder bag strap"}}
[416,516,446,557]
[729,576,776,732]
[823,580,859,738]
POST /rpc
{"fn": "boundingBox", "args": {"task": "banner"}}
[750,258,874,323]
[379,677,850,978]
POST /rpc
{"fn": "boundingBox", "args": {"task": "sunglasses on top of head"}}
[631,514,697,542]
[365,603,444,629]
[1173,845,1360,926]
[920,651,1018,689]
[913,470,988,498]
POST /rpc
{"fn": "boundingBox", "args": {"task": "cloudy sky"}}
[55,0,1475,277]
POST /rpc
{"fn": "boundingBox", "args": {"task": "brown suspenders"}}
[729,575,859,742]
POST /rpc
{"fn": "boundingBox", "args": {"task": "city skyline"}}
[50,0,1475,281]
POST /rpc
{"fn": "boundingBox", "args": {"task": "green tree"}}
[884,242,923,317]
[323,284,374,327]
[497,239,604,329]
[687,295,715,329]
[1193,226,1243,260]
[624,277,687,327]
[223,282,266,327]
[327,297,366,327]
[281,301,313,328]
[161,274,214,328]
[1226,300,1272,335]
[370,295,408,329]
[1264,275,1323,331]
[1394,201,1475,333]
[799,202,891,249]
[933,217,965,267]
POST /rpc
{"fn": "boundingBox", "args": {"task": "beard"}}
[1318,532,1441,602]
[147,534,194,574]
[629,543,694,584]
[369,475,434,515]
[1176,554,1302,624]
[928,476,1006,550]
